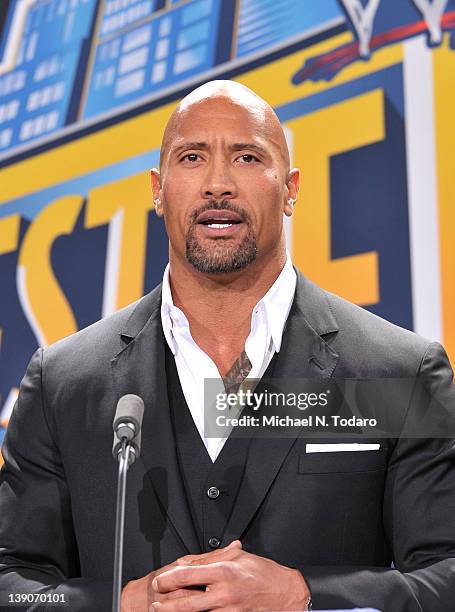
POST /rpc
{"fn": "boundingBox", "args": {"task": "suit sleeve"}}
[0,349,112,611]
[301,342,455,612]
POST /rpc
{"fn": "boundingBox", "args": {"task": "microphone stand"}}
[112,438,135,612]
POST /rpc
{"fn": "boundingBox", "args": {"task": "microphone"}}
[111,394,144,612]
[112,394,144,463]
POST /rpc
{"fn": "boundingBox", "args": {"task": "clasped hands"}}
[121,540,311,611]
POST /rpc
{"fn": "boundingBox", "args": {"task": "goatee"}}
[186,200,257,274]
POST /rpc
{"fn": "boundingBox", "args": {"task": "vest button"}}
[207,486,220,499]
[208,537,221,549]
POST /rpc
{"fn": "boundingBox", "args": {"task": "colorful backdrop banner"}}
[0,0,454,450]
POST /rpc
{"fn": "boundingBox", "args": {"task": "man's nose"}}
[201,159,237,200]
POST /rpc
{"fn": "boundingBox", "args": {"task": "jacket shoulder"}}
[42,284,162,372]
[327,290,432,375]
[296,271,434,376]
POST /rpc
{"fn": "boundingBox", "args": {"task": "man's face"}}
[152,96,297,274]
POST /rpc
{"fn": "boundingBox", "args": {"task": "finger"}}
[156,587,204,603]
[152,588,225,612]
[152,563,226,593]
[176,541,242,566]
[176,540,241,565]
[182,546,241,567]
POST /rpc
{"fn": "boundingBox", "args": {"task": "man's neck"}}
[168,249,287,376]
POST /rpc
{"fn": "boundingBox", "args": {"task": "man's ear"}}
[150,168,163,216]
[283,168,300,217]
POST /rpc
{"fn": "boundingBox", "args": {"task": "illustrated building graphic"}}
[0,0,343,157]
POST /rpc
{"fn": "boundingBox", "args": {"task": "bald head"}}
[159,80,290,172]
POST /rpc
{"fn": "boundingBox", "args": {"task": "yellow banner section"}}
[86,173,154,311]
[11,174,153,347]
[18,195,83,345]
[0,215,21,255]
[434,39,455,366]
[287,89,383,306]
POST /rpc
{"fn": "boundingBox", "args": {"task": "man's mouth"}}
[195,209,244,234]
[201,219,240,229]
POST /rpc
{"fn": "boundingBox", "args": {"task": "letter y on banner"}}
[413,0,449,44]
[340,0,381,58]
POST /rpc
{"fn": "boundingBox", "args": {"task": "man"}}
[0,80,454,611]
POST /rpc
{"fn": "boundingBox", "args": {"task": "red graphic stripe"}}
[293,11,455,84]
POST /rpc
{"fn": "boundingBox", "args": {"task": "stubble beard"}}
[185,201,257,274]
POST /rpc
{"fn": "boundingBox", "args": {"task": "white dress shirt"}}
[160,254,297,462]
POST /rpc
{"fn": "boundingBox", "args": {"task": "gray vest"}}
[165,345,277,552]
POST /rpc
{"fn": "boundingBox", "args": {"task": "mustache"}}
[189,199,251,224]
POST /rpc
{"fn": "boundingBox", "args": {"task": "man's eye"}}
[182,153,200,162]
[238,154,258,163]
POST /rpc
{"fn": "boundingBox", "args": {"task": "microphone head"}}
[113,394,144,437]
[112,394,144,461]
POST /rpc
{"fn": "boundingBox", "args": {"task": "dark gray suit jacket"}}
[0,271,454,611]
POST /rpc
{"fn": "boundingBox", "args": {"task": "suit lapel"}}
[221,271,340,545]
[111,286,200,554]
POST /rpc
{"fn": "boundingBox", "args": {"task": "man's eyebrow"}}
[172,142,209,154]
[171,142,270,156]
[230,143,269,155]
